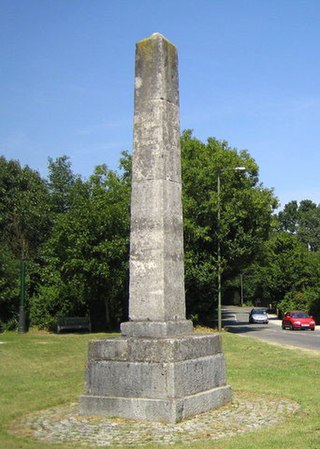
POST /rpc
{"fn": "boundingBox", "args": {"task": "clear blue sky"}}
[1,0,320,209]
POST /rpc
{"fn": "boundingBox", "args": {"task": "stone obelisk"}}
[121,32,192,338]
[80,33,231,423]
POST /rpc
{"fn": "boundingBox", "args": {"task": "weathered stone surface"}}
[134,33,179,107]
[80,33,232,423]
[88,334,223,363]
[86,334,226,399]
[132,101,181,182]
[84,355,227,399]
[120,320,192,338]
[80,332,231,422]
[128,33,186,330]
[80,386,231,424]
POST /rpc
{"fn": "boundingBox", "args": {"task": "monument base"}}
[80,333,232,423]
[120,319,193,338]
[80,386,231,424]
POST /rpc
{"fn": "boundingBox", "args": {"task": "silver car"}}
[249,309,269,324]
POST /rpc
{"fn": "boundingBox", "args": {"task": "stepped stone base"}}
[80,333,232,423]
[121,319,193,338]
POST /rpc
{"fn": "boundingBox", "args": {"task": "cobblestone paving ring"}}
[11,392,300,447]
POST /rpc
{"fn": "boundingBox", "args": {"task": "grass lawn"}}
[0,329,319,449]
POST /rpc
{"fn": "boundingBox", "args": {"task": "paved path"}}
[224,306,320,352]
[11,393,299,447]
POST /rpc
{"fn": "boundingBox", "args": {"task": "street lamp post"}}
[240,273,244,306]
[18,258,26,334]
[217,171,222,332]
[217,167,246,332]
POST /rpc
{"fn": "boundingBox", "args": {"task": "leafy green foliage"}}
[243,222,320,323]
[0,157,51,327]
[47,155,79,214]
[0,156,51,259]
[277,288,320,321]
[2,133,320,330]
[30,159,130,330]
[0,247,19,327]
[181,130,277,319]
[278,199,320,251]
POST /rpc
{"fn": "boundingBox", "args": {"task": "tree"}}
[0,246,19,329]
[30,159,131,331]
[243,231,311,305]
[0,157,51,258]
[278,200,320,251]
[47,155,79,214]
[180,131,277,320]
[1,133,282,330]
[241,222,320,322]
[0,157,51,330]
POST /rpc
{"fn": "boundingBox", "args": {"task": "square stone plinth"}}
[80,333,232,423]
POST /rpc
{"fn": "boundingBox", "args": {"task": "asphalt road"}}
[223,306,320,352]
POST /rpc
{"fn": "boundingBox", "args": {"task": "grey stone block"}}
[180,385,232,419]
[88,333,223,362]
[132,102,181,183]
[88,338,129,361]
[80,385,232,424]
[81,333,231,423]
[129,181,185,322]
[120,320,193,338]
[84,354,227,399]
[128,34,185,325]
[134,33,179,107]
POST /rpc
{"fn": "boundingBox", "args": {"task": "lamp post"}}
[217,171,222,332]
[240,273,244,306]
[18,258,26,334]
[217,166,246,332]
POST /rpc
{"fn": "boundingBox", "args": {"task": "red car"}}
[282,311,316,331]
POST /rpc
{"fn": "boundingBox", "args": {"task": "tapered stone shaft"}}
[121,33,192,337]
[80,33,231,423]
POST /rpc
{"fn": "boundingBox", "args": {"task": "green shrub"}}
[278,288,320,323]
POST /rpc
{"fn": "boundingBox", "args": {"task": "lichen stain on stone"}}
[135,77,142,89]
[137,33,177,61]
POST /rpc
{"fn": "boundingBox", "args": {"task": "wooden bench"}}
[57,317,91,333]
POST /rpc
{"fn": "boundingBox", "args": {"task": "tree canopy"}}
[1,133,320,330]
[278,200,320,251]
[181,130,277,320]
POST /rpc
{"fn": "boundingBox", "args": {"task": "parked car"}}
[249,309,269,324]
[282,311,315,331]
